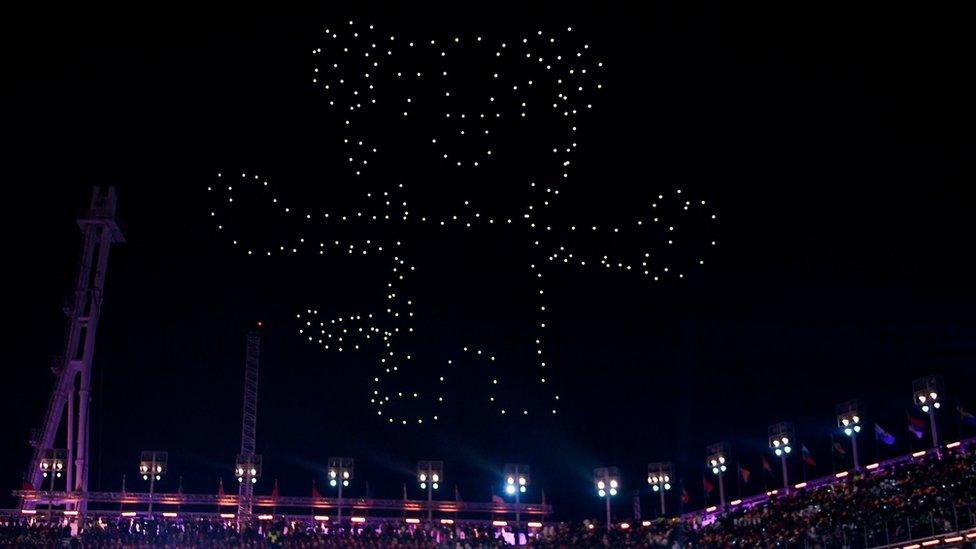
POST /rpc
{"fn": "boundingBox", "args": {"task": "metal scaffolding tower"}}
[25,187,124,510]
[235,330,262,523]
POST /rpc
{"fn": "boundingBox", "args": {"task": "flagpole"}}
[735,462,742,499]
[830,434,837,474]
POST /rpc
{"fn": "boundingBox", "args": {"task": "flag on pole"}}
[311,479,322,500]
[217,477,225,497]
[907,412,926,439]
[21,480,34,491]
[832,441,847,456]
[702,474,714,494]
[454,485,462,502]
[271,478,280,499]
[958,406,976,425]
[801,445,816,467]
[874,423,896,445]
[491,494,505,504]
[681,488,690,504]
[739,466,751,484]
[761,456,773,473]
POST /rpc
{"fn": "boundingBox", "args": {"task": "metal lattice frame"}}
[237,332,261,522]
[25,188,123,510]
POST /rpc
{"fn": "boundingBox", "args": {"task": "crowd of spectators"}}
[1,449,973,547]
[530,449,976,548]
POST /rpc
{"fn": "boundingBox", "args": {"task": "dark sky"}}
[3,3,975,519]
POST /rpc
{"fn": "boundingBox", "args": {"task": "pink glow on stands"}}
[528,522,544,528]
[121,512,137,517]
[492,520,508,527]
[866,463,880,470]
[730,499,742,506]
[257,514,273,520]
[641,520,652,527]
[945,536,964,542]
[921,540,941,546]
[912,451,927,458]
[161,512,178,518]
[350,517,366,523]
[219,513,235,519]
[313,515,330,521]
[405,518,420,524]
[619,522,630,529]
[64,510,79,516]
[440,519,455,525]
[705,506,717,512]
[946,441,961,449]
[835,471,849,478]
[794,482,807,489]
[21,510,36,515]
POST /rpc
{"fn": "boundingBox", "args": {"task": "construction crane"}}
[234,329,262,524]
[25,187,124,510]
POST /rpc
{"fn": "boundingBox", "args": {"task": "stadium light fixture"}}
[328,457,354,524]
[417,460,443,522]
[139,451,167,518]
[503,464,530,526]
[646,462,674,516]
[912,375,944,449]
[705,442,730,508]
[768,422,794,494]
[593,467,620,529]
[39,449,66,524]
[836,400,864,470]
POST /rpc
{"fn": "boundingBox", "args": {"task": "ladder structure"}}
[25,187,124,510]
[235,330,262,523]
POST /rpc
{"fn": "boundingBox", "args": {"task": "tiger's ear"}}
[205,171,305,256]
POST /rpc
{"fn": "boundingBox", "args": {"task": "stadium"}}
[4,4,975,548]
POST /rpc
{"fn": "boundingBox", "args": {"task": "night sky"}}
[4,4,975,519]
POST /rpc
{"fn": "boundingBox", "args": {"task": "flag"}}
[801,445,816,467]
[21,480,34,491]
[403,483,408,501]
[492,494,504,504]
[959,406,976,425]
[271,479,279,499]
[832,441,847,456]
[681,488,690,504]
[739,466,751,484]
[178,476,184,494]
[454,485,462,502]
[874,423,896,445]
[761,456,773,473]
[311,480,322,500]
[702,474,714,494]
[541,489,547,506]
[907,412,926,439]
[217,478,225,497]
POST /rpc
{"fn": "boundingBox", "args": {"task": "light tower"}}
[836,400,864,470]
[646,462,673,516]
[328,457,354,524]
[503,464,530,526]
[768,423,794,493]
[913,375,943,449]
[25,187,124,511]
[139,451,167,518]
[593,467,620,529]
[417,460,443,522]
[706,443,729,508]
[235,329,262,524]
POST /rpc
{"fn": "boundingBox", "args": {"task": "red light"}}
[256,321,263,328]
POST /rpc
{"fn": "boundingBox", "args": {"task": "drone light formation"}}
[208,21,718,427]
